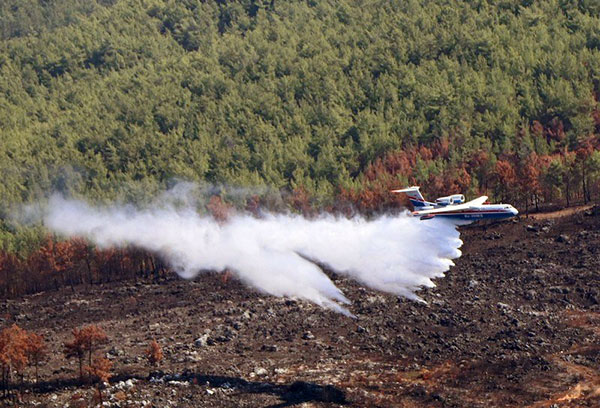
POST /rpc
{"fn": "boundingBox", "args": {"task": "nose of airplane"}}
[510,206,519,216]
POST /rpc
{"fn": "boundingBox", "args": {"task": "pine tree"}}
[145,340,163,367]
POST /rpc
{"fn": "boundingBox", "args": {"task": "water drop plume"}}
[44,193,462,316]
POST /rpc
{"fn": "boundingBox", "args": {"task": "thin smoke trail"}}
[43,194,462,316]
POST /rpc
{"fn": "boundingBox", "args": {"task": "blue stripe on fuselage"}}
[433,212,514,220]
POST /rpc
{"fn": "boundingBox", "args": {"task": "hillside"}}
[1,0,600,212]
[1,211,599,406]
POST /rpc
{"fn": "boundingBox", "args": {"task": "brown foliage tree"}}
[145,340,163,367]
[518,153,542,213]
[0,324,28,395]
[85,357,113,405]
[545,117,566,143]
[207,195,231,223]
[431,136,450,159]
[289,186,312,216]
[85,357,112,384]
[576,138,596,203]
[64,330,86,382]
[245,195,261,216]
[24,332,47,383]
[493,160,517,202]
[70,238,94,284]
[0,253,21,298]
[351,148,417,213]
[64,325,108,382]
[35,236,75,290]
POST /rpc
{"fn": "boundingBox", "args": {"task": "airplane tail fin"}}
[391,186,433,208]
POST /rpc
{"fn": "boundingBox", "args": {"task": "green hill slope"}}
[0,0,599,233]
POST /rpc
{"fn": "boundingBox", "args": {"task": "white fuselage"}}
[413,203,518,221]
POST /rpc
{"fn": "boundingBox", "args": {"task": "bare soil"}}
[529,205,595,220]
[2,208,600,407]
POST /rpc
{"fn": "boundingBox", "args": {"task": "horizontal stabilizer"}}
[391,186,420,193]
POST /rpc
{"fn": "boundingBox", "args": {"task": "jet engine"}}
[435,194,465,205]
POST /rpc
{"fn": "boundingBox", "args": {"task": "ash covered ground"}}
[2,210,600,407]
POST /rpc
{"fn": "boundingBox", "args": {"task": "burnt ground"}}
[2,209,600,407]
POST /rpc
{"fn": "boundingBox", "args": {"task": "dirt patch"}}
[528,204,594,220]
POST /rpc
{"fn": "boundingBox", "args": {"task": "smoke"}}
[43,193,462,316]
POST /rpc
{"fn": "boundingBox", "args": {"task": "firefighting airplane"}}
[392,186,518,222]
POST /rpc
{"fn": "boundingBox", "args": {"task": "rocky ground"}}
[1,208,600,407]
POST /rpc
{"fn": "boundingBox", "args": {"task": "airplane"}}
[391,186,518,222]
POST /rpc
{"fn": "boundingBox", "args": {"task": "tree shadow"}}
[191,373,348,407]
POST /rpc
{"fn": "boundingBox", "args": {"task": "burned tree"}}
[64,325,108,382]
[145,340,163,367]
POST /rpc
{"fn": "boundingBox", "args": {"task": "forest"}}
[1,0,600,294]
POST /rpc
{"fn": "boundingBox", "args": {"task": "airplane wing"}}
[464,196,488,206]
[426,202,471,213]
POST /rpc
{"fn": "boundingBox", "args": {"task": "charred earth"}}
[1,210,600,407]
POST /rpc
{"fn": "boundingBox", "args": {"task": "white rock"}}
[168,380,189,387]
[254,367,268,376]
[194,334,210,347]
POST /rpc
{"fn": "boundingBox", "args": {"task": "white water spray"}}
[44,194,462,316]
